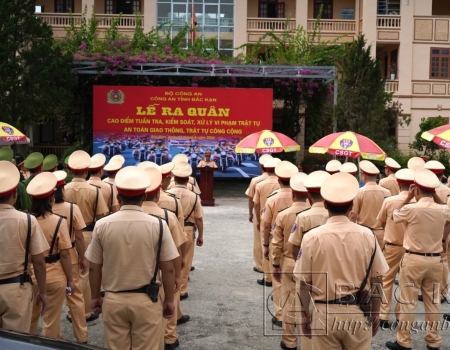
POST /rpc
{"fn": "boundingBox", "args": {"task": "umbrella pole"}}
[358,157,361,186]
[345,156,348,162]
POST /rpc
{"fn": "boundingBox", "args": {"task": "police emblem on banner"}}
[263,137,275,146]
[107,90,125,104]
[339,139,353,149]
[1,126,14,135]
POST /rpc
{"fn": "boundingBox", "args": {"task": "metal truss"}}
[72,62,337,84]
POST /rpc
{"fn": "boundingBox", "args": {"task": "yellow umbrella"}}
[0,122,29,145]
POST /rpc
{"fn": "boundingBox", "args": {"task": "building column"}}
[398,0,414,97]
[355,0,360,36]
[81,0,94,17]
[234,1,248,56]
[296,0,308,30]
[361,0,377,57]
[144,0,157,33]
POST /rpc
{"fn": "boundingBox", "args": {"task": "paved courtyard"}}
[51,180,450,349]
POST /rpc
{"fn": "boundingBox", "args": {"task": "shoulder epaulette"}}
[165,208,176,214]
[304,225,320,234]
[164,190,176,197]
[256,178,267,184]
[267,191,278,199]
[278,205,291,213]
[296,208,311,216]
[89,184,101,189]
[53,213,67,219]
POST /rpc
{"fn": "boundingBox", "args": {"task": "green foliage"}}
[0,0,75,129]
[336,35,394,151]
[409,116,448,157]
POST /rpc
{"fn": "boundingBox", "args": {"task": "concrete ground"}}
[49,180,450,349]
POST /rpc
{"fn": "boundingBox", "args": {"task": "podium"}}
[199,166,216,206]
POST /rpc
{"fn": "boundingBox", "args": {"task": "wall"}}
[248,0,259,17]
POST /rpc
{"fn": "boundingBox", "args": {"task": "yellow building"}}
[35,0,450,151]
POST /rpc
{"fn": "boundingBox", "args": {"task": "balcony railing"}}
[377,16,401,28]
[36,13,142,28]
[385,80,399,92]
[247,18,296,32]
[307,19,356,33]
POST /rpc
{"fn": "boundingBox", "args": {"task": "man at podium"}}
[198,151,218,169]
[197,151,217,206]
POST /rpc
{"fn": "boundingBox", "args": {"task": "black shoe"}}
[386,341,411,350]
[444,314,450,321]
[379,319,391,329]
[66,315,72,323]
[427,345,440,350]
[253,267,263,273]
[165,339,180,350]
[190,266,195,271]
[394,279,399,285]
[280,340,297,350]
[257,279,272,287]
[177,315,190,325]
[86,313,99,322]
[272,317,282,327]
[180,293,189,300]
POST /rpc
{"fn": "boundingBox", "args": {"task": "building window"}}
[105,0,141,14]
[314,0,333,19]
[55,0,73,13]
[258,0,285,18]
[430,48,449,79]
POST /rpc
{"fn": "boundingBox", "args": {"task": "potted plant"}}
[389,62,397,80]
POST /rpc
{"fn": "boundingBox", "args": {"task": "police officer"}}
[380,157,401,196]
[262,161,298,326]
[52,170,88,343]
[386,168,449,350]
[86,166,179,350]
[295,172,388,349]
[22,152,44,187]
[270,172,307,350]
[325,159,341,175]
[0,147,31,212]
[339,162,358,176]
[88,153,119,213]
[425,160,450,202]
[198,151,218,168]
[169,154,201,195]
[102,155,125,189]
[27,172,75,339]
[407,156,425,171]
[350,160,390,248]
[43,154,59,173]
[245,154,272,274]
[65,150,109,323]
[142,166,188,350]
[376,169,414,328]
[254,157,281,286]
[167,161,204,300]
[0,161,48,333]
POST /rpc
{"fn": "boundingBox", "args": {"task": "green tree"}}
[335,35,393,150]
[0,0,75,129]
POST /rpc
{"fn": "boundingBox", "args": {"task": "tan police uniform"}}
[27,172,73,340]
[376,169,415,324]
[351,160,391,248]
[141,167,187,347]
[168,176,201,195]
[295,172,389,350]
[88,153,119,213]
[390,169,449,349]
[65,151,108,320]
[198,159,218,168]
[254,158,281,283]
[102,155,125,188]
[52,170,88,343]
[85,166,179,350]
[245,154,272,273]
[379,158,401,196]
[167,162,204,297]
[325,159,341,175]
[0,161,49,333]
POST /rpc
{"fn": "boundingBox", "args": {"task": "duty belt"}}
[45,253,61,264]
[184,222,195,227]
[315,292,359,305]
[110,286,147,294]
[0,274,32,285]
[405,250,441,257]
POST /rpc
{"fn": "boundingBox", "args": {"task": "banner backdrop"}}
[93,86,273,178]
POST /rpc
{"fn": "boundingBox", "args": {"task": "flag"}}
[191,2,197,44]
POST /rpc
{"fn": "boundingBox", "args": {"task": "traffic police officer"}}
[168,154,201,195]
[325,159,341,175]
[102,154,125,189]
[65,150,109,323]
[386,168,449,350]
[350,160,390,248]
[339,162,358,176]
[27,172,75,339]
[86,166,179,350]
[380,157,401,196]
[198,151,218,168]
[52,170,88,343]
[88,153,119,213]
[295,172,388,349]
[376,168,415,328]
[245,154,272,274]
[407,156,425,171]
[0,161,48,333]
[167,161,204,300]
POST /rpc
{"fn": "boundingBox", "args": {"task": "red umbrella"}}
[235,130,300,154]
[421,124,450,149]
